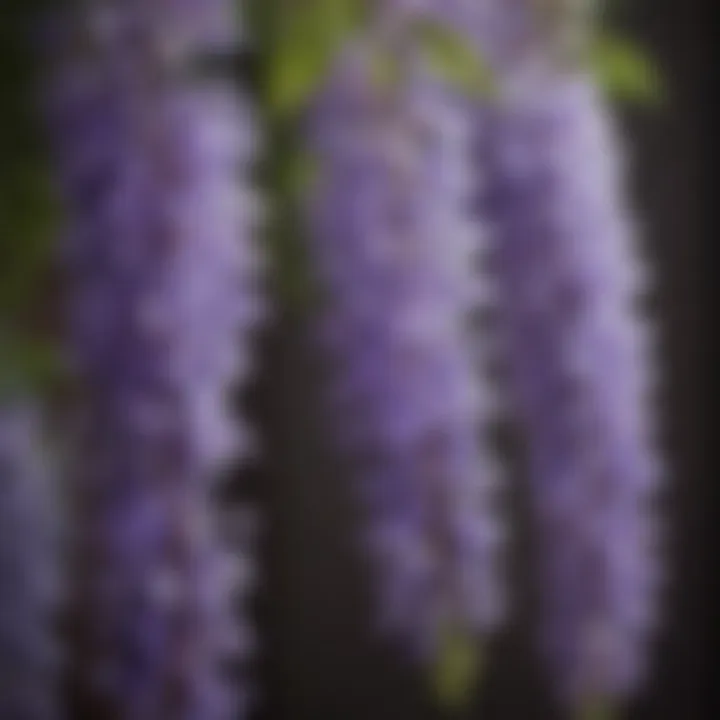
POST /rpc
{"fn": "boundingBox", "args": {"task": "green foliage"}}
[250,0,364,311]
[0,168,57,317]
[577,697,617,720]
[260,2,498,114]
[431,625,482,712]
[366,43,402,94]
[412,19,496,98]
[1,0,60,394]
[530,0,664,106]
[264,0,363,117]
[263,134,321,312]
[589,34,664,105]
[0,332,62,400]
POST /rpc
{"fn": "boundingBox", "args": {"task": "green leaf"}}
[0,333,62,399]
[265,0,362,116]
[0,166,57,315]
[413,19,496,98]
[431,626,482,712]
[263,134,320,311]
[576,697,617,720]
[588,34,664,105]
[367,44,402,94]
[287,149,319,200]
[265,31,325,116]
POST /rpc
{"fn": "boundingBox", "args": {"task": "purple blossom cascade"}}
[47,1,263,718]
[0,399,60,720]
[307,9,505,663]
[477,48,664,713]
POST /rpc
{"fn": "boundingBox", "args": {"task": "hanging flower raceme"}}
[306,16,505,664]
[0,398,60,720]
[479,67,663,713]
[46,1,263,717]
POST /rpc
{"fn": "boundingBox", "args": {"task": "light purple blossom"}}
[479,71,663,708]
[307,35,505,662]
[46,2,262,718]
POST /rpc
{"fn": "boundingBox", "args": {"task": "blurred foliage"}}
[263,0,362,117]
[246,0,324,313]
[533,0,664,104]
[578,698,617,720]
[412,19,496,98]
[0,331,61,400]
[1,0,60,394]
[588,34,663,105]
[1,1,55,313]
[431,624,483,712]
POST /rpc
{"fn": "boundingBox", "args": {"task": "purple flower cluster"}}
[480,72,662,708]
[34,0,664,713]
[47,1,262,718]
[307,38,505,662]
[0,400,59,720]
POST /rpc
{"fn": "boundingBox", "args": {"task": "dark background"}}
[241,2,713,719]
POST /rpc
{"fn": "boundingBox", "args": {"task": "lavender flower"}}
[479,70,663,710]
[0,399,60,720]
[307,26,505,663]
[46,2,262,718]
